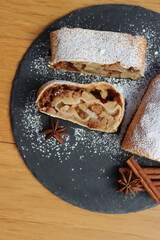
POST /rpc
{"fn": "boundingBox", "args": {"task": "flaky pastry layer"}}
[122,74,160,162]
[36,81,125,133]
[49,28,147,80]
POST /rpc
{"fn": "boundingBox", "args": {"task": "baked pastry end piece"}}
[49,28,147,80]
[121,73,160,162]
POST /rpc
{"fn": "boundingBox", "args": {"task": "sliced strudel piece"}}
[122,73,160,162]
[49,28,147,80]
[36,81,125,133]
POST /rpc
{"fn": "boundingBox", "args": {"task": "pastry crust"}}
[36,80,125,133]
[121,73,160,161]
[49,28,147,80]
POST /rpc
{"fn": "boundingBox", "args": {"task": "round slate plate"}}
[10,4,160,213]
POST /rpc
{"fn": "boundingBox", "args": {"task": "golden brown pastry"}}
[49,28,147,80]
[121,73,160,161]
[36,81,125,133]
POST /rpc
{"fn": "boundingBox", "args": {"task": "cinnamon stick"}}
[132,187,146,192]
[126,156,160,204]
[119,167,160,179]
[133,186,160,192]
[137,180,160,188]
[134,187,160,192]
[146,175,160,180]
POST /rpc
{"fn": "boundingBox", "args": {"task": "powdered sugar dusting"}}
[19,74,148,165]
[30,57,50,75]
[12,6,160,213]
[51,27,146,71]
[21,19,160,164]
[127,76,160,161]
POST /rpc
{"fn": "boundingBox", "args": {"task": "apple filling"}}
[37,82,124,132]
[52,61,141,80]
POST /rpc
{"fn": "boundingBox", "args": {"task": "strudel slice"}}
[122,73,160,162]
[36,81,125,133]
[49,28,147,80]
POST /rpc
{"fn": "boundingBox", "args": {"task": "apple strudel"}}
[49,28,147,80]
[36,81,125,133]
[121,73,160,162]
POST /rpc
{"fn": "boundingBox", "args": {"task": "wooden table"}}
[1,1,160,239]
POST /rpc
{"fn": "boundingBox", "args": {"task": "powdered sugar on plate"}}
[11,6,160,213]
[20,18,160,165]
[19,75,148,164]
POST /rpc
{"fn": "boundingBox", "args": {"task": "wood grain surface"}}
[1,0,160,239]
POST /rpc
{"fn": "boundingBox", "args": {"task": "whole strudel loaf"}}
[122,73,160,161]
[36,81,125,133]
[49,28,147,80]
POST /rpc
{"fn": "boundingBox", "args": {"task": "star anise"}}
[116,170,141,197]
[41,117,68,145]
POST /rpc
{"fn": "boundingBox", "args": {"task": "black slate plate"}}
[10,4,160,213]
